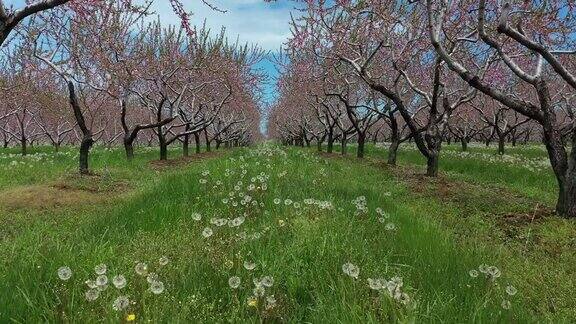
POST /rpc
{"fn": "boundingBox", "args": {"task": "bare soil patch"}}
[0,184,105,211]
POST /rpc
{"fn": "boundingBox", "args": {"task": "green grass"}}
[0,143,574,323]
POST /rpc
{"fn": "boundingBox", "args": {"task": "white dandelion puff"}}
[85,289,100,301]
[94,263,107,275]
[57,266,72,281]
[202,227,214,238]
[112,295,130,311]
[506,285,517,296]
[150,281,165,294]
[228,276,241,289]
[243,261,256,271]
[112,275,127,289]
[342,263,360,279]
[135,262,148,276]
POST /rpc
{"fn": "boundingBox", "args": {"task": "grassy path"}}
[0,145,572,322]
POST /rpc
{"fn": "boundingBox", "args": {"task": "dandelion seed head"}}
[94,263,107,275]
[367,278,383,290]
[228,276,241,289]
[150,280,165,294]
[96,274,108,287]
[159,256,170,266]
[85,288,100,301]
[202,227,214,238]
[113,275,127,289]
[261,276,274,287]
[342,263,360,279]
[112,295,130,311]
[57,266,72,281]
[135,262,148,276]
[506,285,517,296]
[243,261,256,271]
[147,273,159,284]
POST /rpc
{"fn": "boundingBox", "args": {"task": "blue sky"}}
[147,0,295,106]
[4,0,296,105]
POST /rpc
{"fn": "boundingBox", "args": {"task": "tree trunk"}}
[426,153,439,177]
[79,135,93,175]
[327,131,334,153]
[357,132,366,158]
[183,134,190,157]
[387,139,399,165]
[461,138,468,152]
[21,136,27,156]
[317,140,322,152]
[498,137,505,155]
[194,132,201,154]
[157,126,168,160]
[204,128,211,152]
[341,134,347,155]
[124,137,134,161]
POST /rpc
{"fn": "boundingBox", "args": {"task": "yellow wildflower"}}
[126,314,136,322]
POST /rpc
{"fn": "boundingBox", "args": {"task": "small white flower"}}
[501,299,511,310]
[469,270,479,278]
[191,213,202,221]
